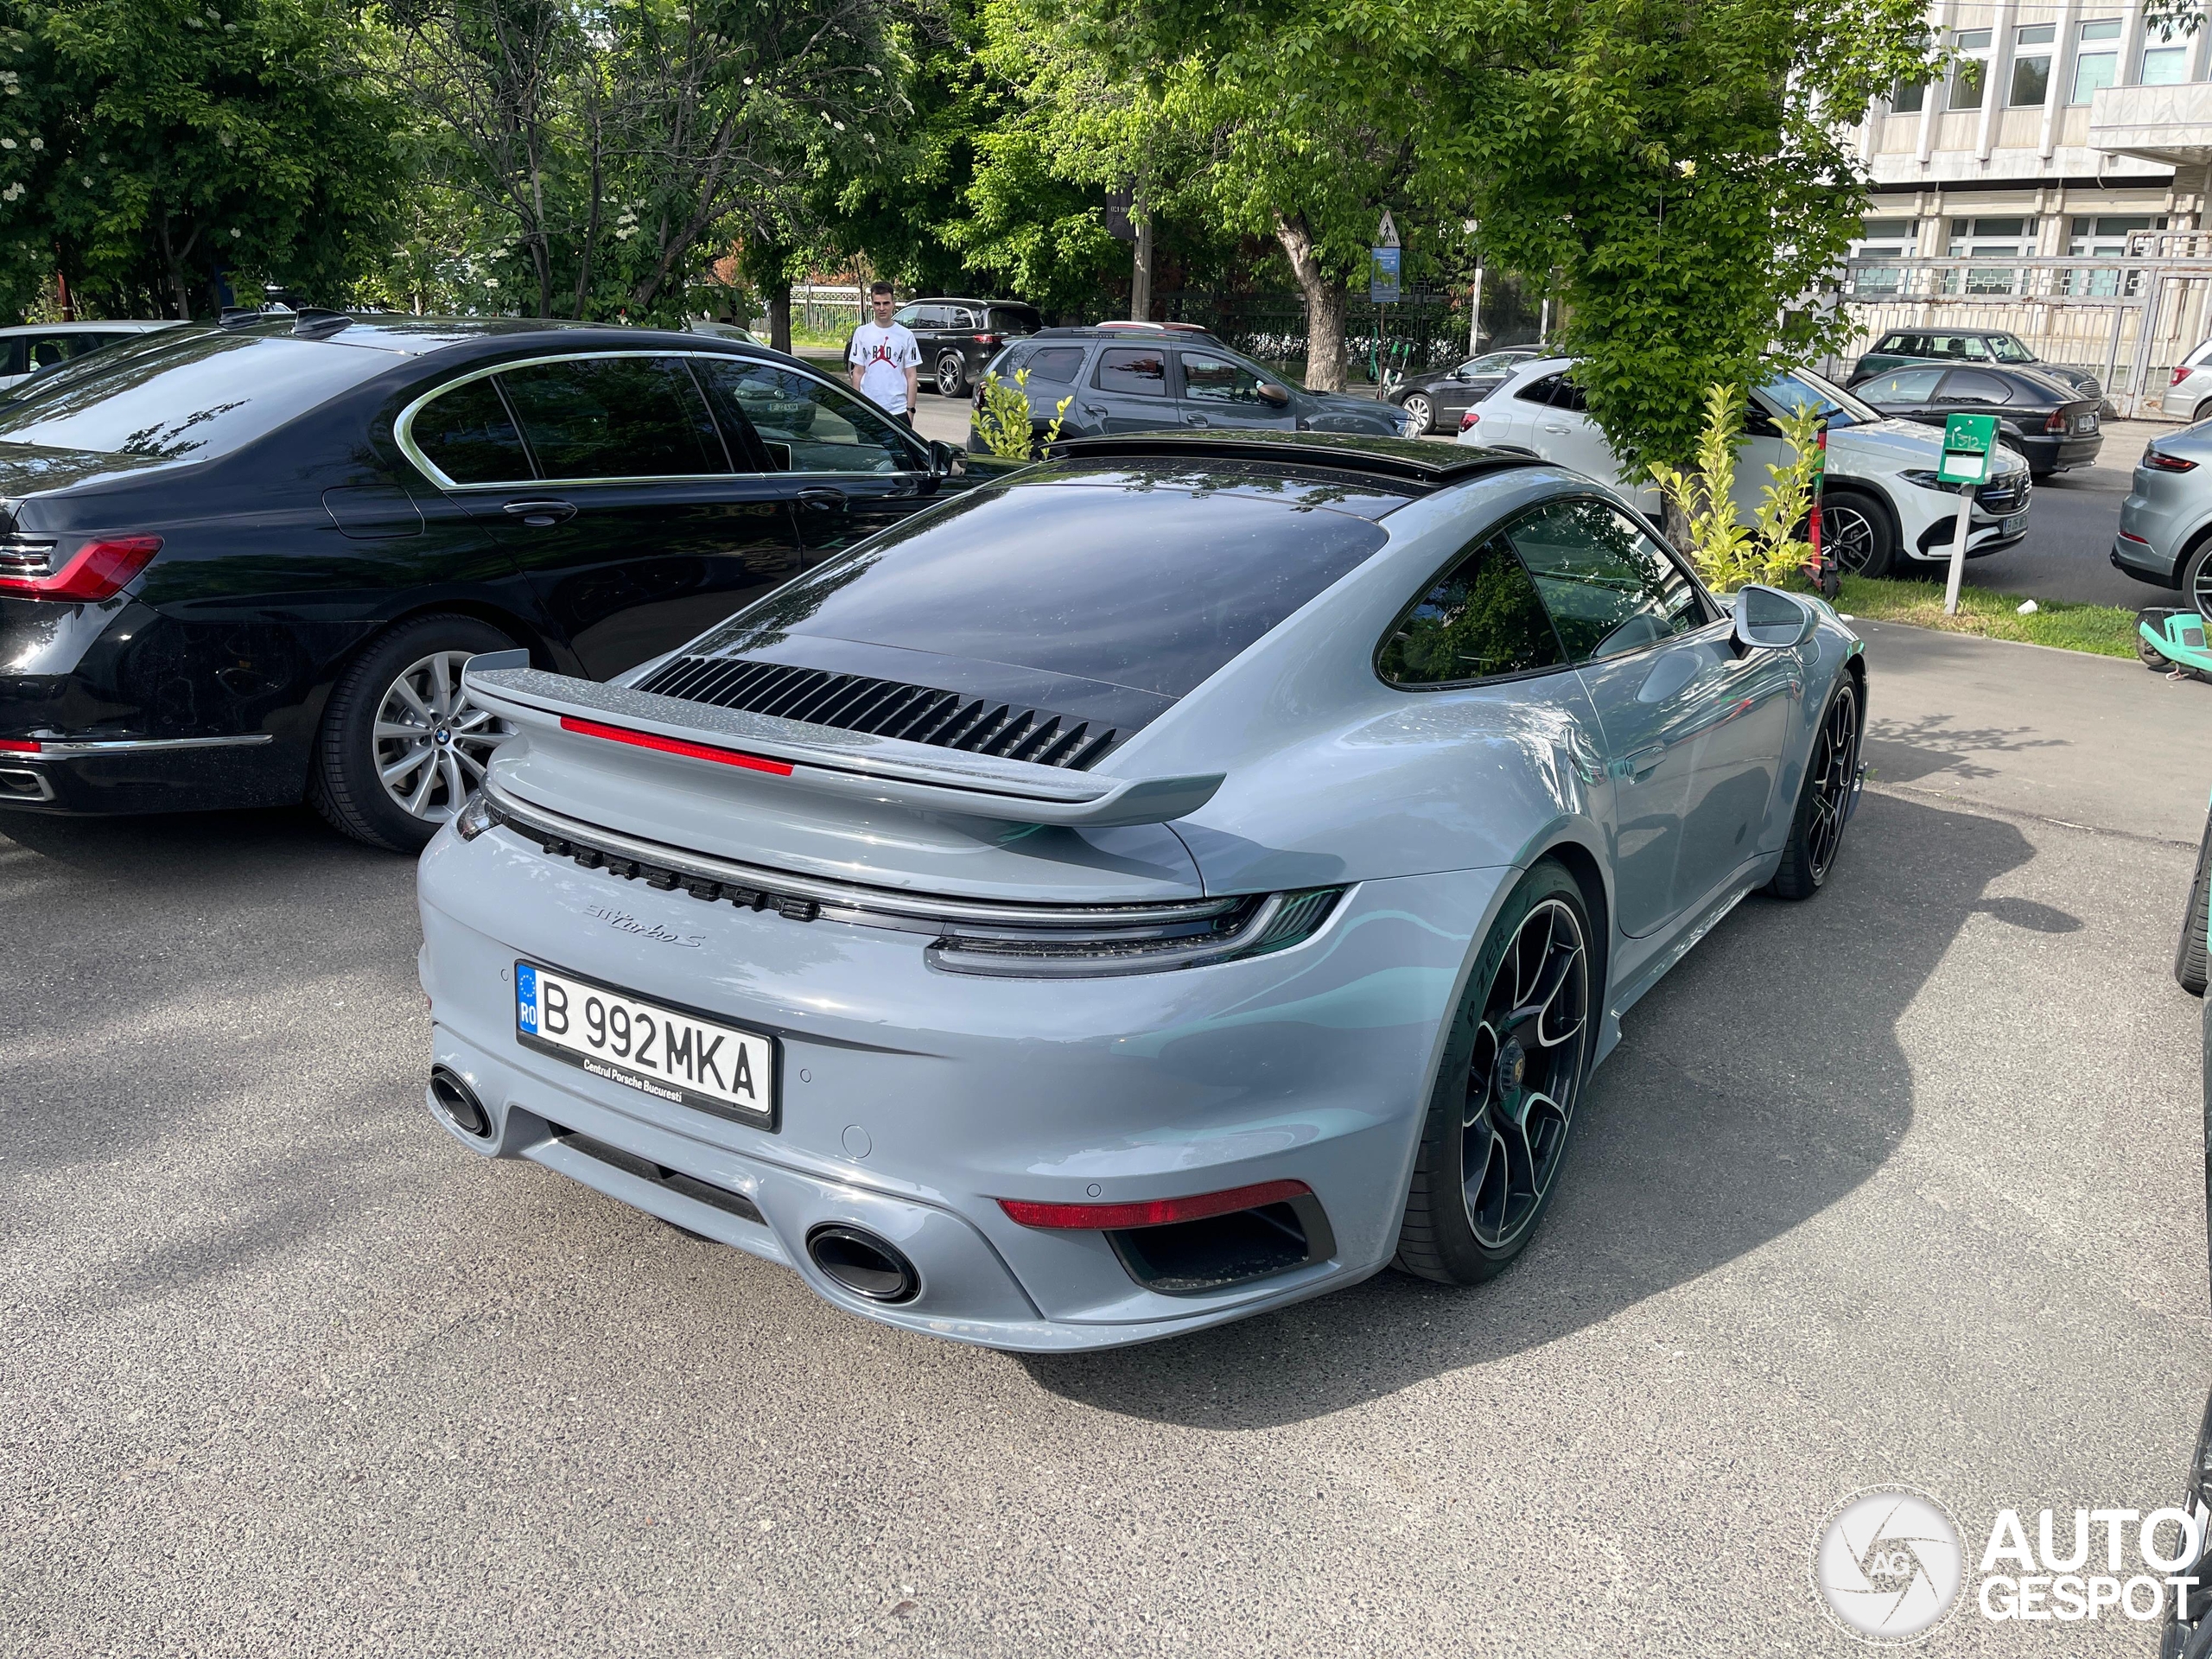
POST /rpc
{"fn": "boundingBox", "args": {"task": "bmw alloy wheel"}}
[1402,392,1433,434]
[1462,897,1591,1251]
[373,650,506,823]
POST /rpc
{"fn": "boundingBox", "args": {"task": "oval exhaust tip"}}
[805,1224,919,1304]
[429,1066,491,1138]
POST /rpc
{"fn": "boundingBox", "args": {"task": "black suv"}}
[969,325,1415,450]
[890,298,1044,399]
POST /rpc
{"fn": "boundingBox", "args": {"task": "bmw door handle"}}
[795,487,847,511]
[500,498,576,527]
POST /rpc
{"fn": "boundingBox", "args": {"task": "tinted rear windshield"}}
[696,464,1394,698]
[0,328,393,461]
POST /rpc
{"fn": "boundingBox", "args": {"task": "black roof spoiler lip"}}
[1043,432,1543,488]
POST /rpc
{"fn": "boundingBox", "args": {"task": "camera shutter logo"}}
[1813,1486,1965,1642]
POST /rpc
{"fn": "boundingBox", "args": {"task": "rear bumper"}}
[416,821,1500,1349]
[2015,432,2102,472]
[2112,530,2183,587]
[0,733,296,815]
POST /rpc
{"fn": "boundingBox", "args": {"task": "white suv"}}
[2163,339,2212,423]
[1455,356,2033,578]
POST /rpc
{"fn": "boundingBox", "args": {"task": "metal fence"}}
[1830,244,2212,416]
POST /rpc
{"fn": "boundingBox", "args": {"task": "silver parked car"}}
[416,432,1866,1350]
[2164,340,2212,424]
[2113,423,2212,607]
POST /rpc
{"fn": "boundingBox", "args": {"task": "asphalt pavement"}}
[3,619,2207,1656]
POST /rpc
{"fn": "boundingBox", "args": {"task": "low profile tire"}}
[1768,675,1862,900]
[1395,860,1595,1286]
[311,613,517,853]
[1821,488,1897,580]
[2177,808,2212,997]
[2196,400,2212,426]
[2142,630,2175,671]
[2183,539,2212,623]
[936,352,966,399]
[1400,392,1433,435]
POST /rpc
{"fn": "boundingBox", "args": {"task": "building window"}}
[1892,76,1927,114]
[2011,24,2055,106]
[2141,22,2192,86]
[1945,217,2037,295]
[1850,219,1918,295]
[1949,29,1993,111]
[2071,19,2122,105]
[2065,214,2166,295]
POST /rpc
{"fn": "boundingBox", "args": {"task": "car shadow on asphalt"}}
[1018,791,2040,1427]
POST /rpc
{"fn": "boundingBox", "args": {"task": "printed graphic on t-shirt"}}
[849,322,920,414]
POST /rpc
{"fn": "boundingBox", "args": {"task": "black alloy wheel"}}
[1395,860,1593,1284]
[1401,392,1433,434]
[937,350,967,399]
[1821,490,1895,579]
[1769,677,1861,900]
[2184,541,2212,625]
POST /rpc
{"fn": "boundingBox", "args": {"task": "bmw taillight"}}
[2045,410,2069,433]
[0,535,162,601]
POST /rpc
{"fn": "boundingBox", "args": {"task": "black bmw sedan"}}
[0,314,974,850]
[1383,346,1542,435]
[1849,360,2103,479]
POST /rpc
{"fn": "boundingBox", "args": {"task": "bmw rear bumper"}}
[416,821,1500,1349]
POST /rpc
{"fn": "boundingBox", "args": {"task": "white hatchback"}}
[0,320,178,391]
[1455,356,2033,578]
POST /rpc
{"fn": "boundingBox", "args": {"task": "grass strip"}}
[1836,575,2143,659]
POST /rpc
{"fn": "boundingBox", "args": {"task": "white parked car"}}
[0,320,178,391]
[1455,356,2032,578]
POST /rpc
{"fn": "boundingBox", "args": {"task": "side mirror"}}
[927,438,962,476]
[1257,382,1290,408]
[1733,584,1817,650]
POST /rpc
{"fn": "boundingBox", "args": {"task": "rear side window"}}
[494,356,724,480]
[1378,536,1564,686]
[1505,497,1706,662]
[413,377,531,484]
[1940,368,2012,404]
[1515,373,1560,405]
[1026,346,1085,384]
[1549,378,1589,413]
[990,305,1042,336]
[1096,346,1168,397]
[702,359,923,474]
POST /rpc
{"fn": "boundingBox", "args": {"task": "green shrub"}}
[973,367,1071,460]
[1649,385,1822,593]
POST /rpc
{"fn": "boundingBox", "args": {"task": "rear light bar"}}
[0,535,162,601]
[2145,448,2200,473]
[557,715,795,775]
[999,1179,1313,1231]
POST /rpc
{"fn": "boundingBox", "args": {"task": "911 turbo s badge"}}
[582,903,703,948]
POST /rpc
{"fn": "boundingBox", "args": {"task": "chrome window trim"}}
[394,348,929,492]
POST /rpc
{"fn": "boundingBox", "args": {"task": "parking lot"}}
[5,620,2208,1656]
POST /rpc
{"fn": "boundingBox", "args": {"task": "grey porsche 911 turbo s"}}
[414,431,1866,1350]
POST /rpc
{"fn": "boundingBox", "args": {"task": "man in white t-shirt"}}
[848,282,920,420]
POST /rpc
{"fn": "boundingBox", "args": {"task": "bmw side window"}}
[493,356,727,480]
[1506,498,1707,663]
[1942,369,2012,404]
[1095,346,1169,397]
[1516,374,1560,405]
[701,359,924,474]
[1867,366,1945,401]
[1026,346,1085,384]
[412,376,533,484]
[1377,536,1566,687]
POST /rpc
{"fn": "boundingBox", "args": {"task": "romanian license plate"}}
[2075,414,2099,433]
[514,962,776,1128]
[2001,512,2029,537]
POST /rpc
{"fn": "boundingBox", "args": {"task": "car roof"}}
[1027,323,1221,342]
[1050,430,1541,489]
[187,313,787,363]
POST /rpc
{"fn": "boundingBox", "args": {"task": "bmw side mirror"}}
[1733,585,1817,650]
[927,438,963,476]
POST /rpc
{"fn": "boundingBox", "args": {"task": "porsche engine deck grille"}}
[632,656,1117,771]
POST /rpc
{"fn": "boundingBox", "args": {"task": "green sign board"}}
[1938,412,1999,485]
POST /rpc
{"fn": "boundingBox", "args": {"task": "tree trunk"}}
[766,274,792,354]
[1274,212,1346,391]
[156,213,199,321]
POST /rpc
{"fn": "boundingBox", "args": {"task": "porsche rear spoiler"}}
[461,653,1224,829]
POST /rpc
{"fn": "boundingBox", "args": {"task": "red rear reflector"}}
[0,737,36,753]
[998,1179,1313,1231]
[0,535,162,601]
[558,715,794,775]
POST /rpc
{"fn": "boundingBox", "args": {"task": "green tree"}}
[0,0,400,320]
